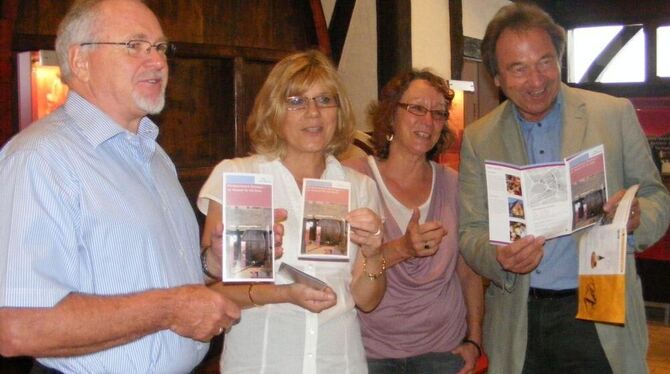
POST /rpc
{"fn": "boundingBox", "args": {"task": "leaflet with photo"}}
[222,173,274,282]
[576,184,638,324]
[278,262,329,290]
[299,178,351,260]
[485,144,607,244]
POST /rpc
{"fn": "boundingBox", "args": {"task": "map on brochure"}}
[485,145,607,244]
[299,178,351,260]
[222,173,274,282]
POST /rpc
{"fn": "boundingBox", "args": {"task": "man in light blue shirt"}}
[0,1,240,372]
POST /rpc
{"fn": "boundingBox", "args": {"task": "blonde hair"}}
[247,50,355,158]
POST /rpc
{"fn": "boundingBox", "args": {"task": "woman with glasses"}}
[343,70,484,373]
[197,50,386,373]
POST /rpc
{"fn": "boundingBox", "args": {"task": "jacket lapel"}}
[560,84,588,158]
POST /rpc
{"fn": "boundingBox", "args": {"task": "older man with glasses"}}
[0,1,242,372]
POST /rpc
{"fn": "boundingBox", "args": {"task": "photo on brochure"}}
[299,178,351,260]
[222,173,274,282]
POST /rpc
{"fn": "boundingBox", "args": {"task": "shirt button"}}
[309,329,315,335]
[538,123,542,127]
[539,150,545,154]
[536,270,542,274]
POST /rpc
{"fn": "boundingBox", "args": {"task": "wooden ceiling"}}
[517,0,670,28]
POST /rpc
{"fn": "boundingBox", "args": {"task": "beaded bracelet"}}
[362,254,387,280]
[200,247,220,280]
[463,338,482,357]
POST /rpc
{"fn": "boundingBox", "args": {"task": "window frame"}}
[565,21,670,97]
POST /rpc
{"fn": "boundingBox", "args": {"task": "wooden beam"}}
[449,0,463,80]
[309,0,332,57]
[376,0,412,91]
[328,0,356,66]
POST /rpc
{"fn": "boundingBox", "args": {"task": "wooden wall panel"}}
[155,58,236,168]
[13,0,70,35]
[232,58,276,157]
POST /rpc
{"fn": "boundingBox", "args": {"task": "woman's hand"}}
[285,283,337,313]
[452,341,480,374]
[346,208,383,259]
[208,208,287,270]
[402,208,447,258]
[272,208,288,259]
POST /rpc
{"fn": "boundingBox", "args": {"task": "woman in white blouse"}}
[198,50,386,373]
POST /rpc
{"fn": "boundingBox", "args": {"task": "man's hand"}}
[603,189,641,233]
[167,285,241,341]
[495,235,545,274]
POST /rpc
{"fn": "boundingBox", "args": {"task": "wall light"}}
[17,50,69,130]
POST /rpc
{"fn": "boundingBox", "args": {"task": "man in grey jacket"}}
[458,3,670,373]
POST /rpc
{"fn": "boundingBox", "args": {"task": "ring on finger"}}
[218,327,224,335]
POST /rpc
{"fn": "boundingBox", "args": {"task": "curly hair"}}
[247,50,355,158]
[370,69,455,160]
[481,2,566,78]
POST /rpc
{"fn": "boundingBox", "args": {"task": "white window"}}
[567,25,645,83]
[658,26,670,78]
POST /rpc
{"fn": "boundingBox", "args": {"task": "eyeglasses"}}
[286,94,339,111]
[397,103,449,122]
[506,56,558,78]
[80,40,175,58]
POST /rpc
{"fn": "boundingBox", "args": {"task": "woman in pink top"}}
[344,70,483,374]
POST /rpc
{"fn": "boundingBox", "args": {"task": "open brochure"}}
[299,178,351,260]
[486,145,607,244]
[221,173,274,282]
[576,184,639,324]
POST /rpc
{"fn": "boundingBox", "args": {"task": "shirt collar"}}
[513,91,564,128]
[64,91,159,147]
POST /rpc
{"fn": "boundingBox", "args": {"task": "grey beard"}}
[133,88,166,115]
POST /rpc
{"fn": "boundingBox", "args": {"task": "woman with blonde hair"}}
[198,50,386,373]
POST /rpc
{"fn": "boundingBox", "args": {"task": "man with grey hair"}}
[0,0,241,372]
[458,2,670,373]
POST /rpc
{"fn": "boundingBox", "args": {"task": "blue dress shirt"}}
[0,92,207,373]
[513,93,579,290]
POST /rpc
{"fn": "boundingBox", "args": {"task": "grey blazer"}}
[458,83,670,374]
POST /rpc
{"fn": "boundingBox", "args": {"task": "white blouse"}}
[198,154,380,374]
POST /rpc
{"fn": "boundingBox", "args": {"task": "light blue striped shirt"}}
[514,93,579,290]
[0,92,207,373]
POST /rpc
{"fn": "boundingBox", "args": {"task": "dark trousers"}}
[30,361,63,374]
[522,292,613,374]
[367,351,465,374]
